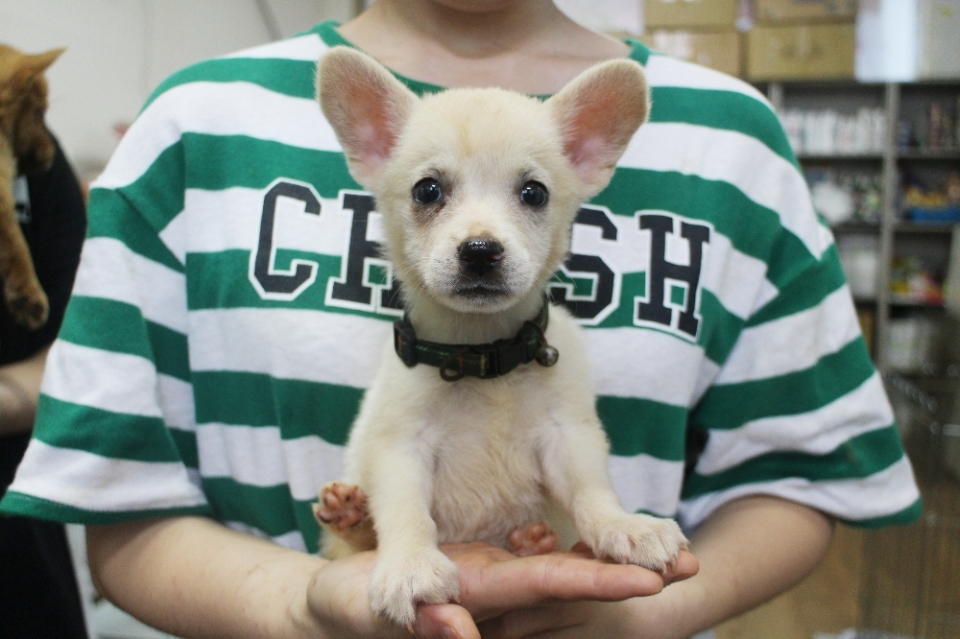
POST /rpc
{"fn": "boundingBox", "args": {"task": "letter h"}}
[638,214,710,339]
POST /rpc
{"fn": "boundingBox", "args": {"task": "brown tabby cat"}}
[0,43,64,329]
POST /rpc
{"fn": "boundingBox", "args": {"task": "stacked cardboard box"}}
[640,0,742,77]
[856,0,960,81]
[918,0,960,79]
[753,0,857,22]
[747,0,858,80]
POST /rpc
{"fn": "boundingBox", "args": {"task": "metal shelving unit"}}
[763,79,960,639]
[763,80,960,375]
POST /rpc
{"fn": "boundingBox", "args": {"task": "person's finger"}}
[514,543,698,587]
[661,549,699,586]
[414,603,480,639]
[475,601,595,639]
[457,551,667,620]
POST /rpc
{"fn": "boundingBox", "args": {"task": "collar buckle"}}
[394,320,419,368]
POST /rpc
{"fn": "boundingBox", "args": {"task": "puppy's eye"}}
[413,178,443,205]
[520,181,548,207]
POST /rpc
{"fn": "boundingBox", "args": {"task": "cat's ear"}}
[4,46,64,90]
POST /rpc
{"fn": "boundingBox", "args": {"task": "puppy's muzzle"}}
[458,238,503,278]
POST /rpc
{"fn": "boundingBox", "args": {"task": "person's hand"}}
[306,541,698,639]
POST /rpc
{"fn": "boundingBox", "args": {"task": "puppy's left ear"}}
[317,47,418,188]
[548,59,649,196]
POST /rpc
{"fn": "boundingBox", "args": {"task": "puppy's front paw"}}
[508,521,558,557]
[315,481,369,532]
[587,514,688,573]
[368,547,460,627]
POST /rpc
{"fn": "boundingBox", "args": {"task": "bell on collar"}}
[535,344,559,367]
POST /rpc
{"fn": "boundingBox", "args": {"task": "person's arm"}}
[631,496,833,638]
[88,495,830,639]
[86,515,698,639]
[87,517,328,639]
[0,344,49,436]
[665,497,832,631]
[494,496,831,639]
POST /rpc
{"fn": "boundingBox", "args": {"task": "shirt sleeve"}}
[676,93,922,530]
[0,113,210,523]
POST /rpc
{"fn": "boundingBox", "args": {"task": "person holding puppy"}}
[1,2,920,639]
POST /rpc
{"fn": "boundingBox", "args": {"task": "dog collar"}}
[393,298,559,382]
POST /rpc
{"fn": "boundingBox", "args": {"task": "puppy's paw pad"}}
[508,521,558,557]
[590,514,687,573]
[368,548,460,627]
[314,481,369,531]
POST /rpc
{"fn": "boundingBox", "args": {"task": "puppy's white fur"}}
[316,47,687,627]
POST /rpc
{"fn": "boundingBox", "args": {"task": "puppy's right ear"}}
[317,47,418,187]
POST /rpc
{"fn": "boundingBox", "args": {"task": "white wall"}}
[0,0,358,179]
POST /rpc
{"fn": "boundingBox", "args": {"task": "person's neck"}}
[337,0,630,94]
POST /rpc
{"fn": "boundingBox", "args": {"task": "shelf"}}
[889,298,945,309]
[853,297,945,309]
[798,153,885,162]
[897,149,960,161]
[795,147,960,163]
[833,221,882,234]
[832,220,958,235]
[894,221,958,234]
[761,80,959,375]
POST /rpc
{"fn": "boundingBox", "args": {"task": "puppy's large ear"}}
[548,59,649,196]
[317,47,418,187]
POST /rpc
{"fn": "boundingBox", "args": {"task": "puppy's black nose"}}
[458,238,504,277]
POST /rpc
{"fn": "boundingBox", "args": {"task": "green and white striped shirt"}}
[1,22,921,554]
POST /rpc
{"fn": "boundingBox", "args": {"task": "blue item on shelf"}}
[908,207,960,223]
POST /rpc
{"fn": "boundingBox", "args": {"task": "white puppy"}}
[314,46,687,628]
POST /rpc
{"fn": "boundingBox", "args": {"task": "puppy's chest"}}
[425,381,553,545]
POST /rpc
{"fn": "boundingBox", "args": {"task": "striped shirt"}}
[1,22,921,554]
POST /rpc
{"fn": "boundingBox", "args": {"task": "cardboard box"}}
[855,0,920,82]
[746,23,855,80]
[644,0,739,29]
[755,0,858,23]
[856,0,960,81]
[642,30,742,77]
[919,0,960,79]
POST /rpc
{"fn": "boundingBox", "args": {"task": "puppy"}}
[0,43,63,329]
[314,47,687,627]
